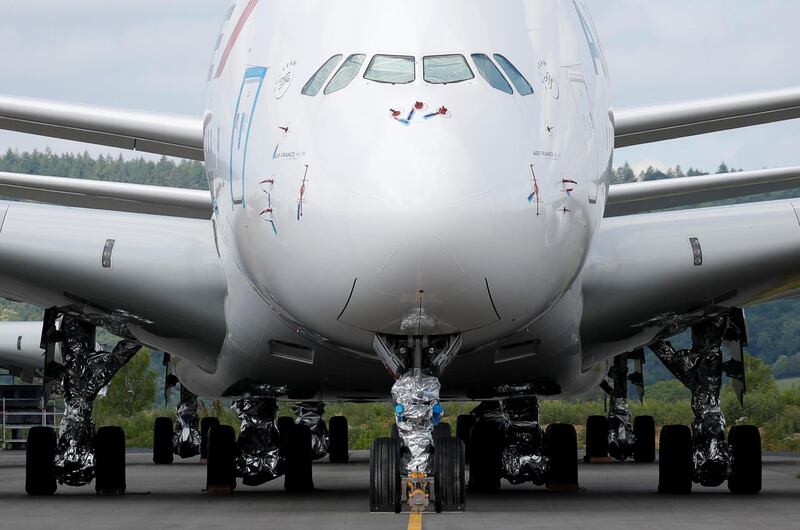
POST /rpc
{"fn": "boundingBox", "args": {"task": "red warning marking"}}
[215,0,260,79]
[414,101,425,110]
[260,178,274,185]
[390,109,403,118]
[297,165,309,221]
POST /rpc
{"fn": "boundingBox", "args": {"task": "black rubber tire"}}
[467,421,503,492]
[328,416,349,463]
[434,437,466,513]
[284,423,314,493]
[369,437,401,513]
[585,415,608,459]
[277,416,295,453]
[152,417,174,465]
[200,417,220,460]
[206,425,237,492]
[633,416,656,463]
[277,416,295,434]
[25,426,57,496]
[658,424,693,494]
[728,425,762,494]
[433,422,452,440]
[389,423,400,439]
[546,423,579,487]
[456,415,476,464]
[95,426,126,495]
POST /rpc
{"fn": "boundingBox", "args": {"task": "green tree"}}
[612,162,636,184]
[95,349,157,417]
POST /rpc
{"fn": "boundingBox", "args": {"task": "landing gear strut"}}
[652,317,729,487]
[370,334,465,513]
[173,385,201,459]
[469,397,577,491]
[651,312,761,493]
[231,389,283,487]
[27,313,141,495]
[596,350,655,463]
[292,401,329,461]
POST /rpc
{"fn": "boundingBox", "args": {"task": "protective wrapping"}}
[650,316,729,487]
[391,370,441,474]
[173,385,201,458]
[292,402,329,460]
[55,317,140,486]
[607,397,634,460]
[499,397,547,485]
[232,392,282,486]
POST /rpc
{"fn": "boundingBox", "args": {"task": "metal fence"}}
[1,397,63,449]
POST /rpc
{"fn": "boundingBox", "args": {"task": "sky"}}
[1,1,799,174]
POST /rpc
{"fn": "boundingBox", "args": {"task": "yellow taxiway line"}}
[407,511,423,530]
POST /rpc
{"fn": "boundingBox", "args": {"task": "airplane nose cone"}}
[340,139,504,335]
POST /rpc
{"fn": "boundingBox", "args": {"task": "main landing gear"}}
[465,397,578,493]
[651,313,761,494]
[585,350,656,463]
[26,314,142,496]
[205,392,350,494]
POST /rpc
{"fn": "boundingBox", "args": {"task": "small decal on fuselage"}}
[297,165,309,221]
[390,101,450,125]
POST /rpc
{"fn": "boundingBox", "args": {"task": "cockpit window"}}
[423,55,474,84]
[302,55,343,96]
[364,55,415,84]
[493,54,534,96]
[471,54,513,94]
[324,54,366,95]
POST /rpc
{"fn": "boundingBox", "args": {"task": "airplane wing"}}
[0,200,227,369]
[0,171,212,219]
[606,166,800,217]
[0,95,205,161]
[614,87,800,147]
[581,199,800,365]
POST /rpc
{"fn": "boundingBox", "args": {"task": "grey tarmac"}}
[0,451,797,529]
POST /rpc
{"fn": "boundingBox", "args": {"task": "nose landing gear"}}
[370,334,466,513]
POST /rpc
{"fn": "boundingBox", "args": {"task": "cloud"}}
[0,1,798,173]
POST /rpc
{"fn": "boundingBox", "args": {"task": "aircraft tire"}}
[152,416,174,465]
[277,416,295,453]
[284,423,314,493]
[25,426,57,496]
[585,415,608,460]
[200,417,220,461]
[633,416,656,463]
[467,421,502,492]
[456,414,475,464]
[727,425,762,494]
[658,424,692,494]
[95,426,126,495]
[369,437,401,513]
[206,424,236,492]
[433,422,452,440]
[546,423,579,488]
[328,416,349,463]
[434,437,466,513]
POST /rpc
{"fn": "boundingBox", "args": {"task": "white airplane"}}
[0,0,798,512]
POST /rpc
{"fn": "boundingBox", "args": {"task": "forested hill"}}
[0,151,797,382]
[0,149,208,190]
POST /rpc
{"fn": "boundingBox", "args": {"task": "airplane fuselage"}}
[177,0,614,400]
